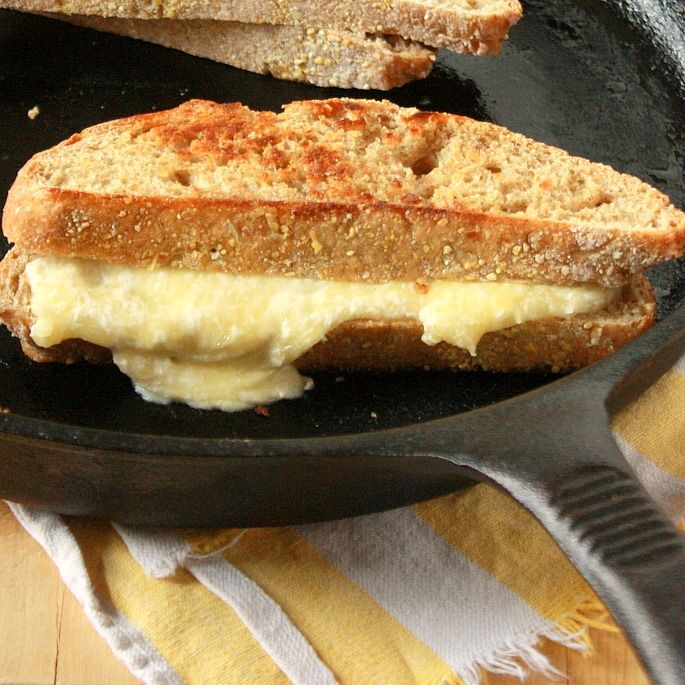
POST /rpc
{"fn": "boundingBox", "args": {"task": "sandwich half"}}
[7,10,438,90]
[0,0,522,54]
[1,98,683,411]
[53,15,438,90]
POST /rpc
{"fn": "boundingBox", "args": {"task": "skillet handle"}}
[410,297,685,681]
[472,413,685,685]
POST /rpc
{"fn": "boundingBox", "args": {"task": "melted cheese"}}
[26,257,618,411]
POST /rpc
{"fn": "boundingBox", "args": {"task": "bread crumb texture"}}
[38,99,675,225]
[5,99,685,286]
[54,16,437,90]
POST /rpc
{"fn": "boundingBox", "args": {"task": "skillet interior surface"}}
[0,0,684,446]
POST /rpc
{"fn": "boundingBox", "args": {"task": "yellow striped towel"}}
[8,352,685,684]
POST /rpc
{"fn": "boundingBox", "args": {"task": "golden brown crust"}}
[0,248,656,373]
[4,99,684,288]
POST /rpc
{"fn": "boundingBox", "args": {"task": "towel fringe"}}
[441,595,615,685]
[443,632,564,685]
[546,595,618,652]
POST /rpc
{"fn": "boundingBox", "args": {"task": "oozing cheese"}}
[26,256,618,411]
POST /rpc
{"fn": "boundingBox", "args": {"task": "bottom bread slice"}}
[299,275,655,372]
[35,12,437,90]
[0,248,656,374]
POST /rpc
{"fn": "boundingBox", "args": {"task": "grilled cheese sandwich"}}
[1,99,682,411]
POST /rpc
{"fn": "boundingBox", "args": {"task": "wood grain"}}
[0,502,649,685]
[0,503,141,685]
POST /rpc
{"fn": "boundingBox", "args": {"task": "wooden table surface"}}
[0,502,649,685]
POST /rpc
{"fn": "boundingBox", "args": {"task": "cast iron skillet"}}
[1,2,685,682]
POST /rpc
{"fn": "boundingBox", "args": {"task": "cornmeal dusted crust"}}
[4,99,685,288]
[0,0,522,54]
[42,14,437,90]
[0,248,657,373]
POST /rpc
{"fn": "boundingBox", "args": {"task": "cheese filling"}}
[26,256,618,411]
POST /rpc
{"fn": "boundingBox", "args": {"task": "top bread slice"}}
[0,0,522,53]
[43,13,437,90]
[4,98,685,288]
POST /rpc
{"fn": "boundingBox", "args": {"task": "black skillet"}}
[1,2,685,682]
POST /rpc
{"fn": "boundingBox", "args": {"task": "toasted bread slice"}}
[5,99,685,288]
[0,247,656,373]
[37,12,437,90]
[0,0,522,54]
